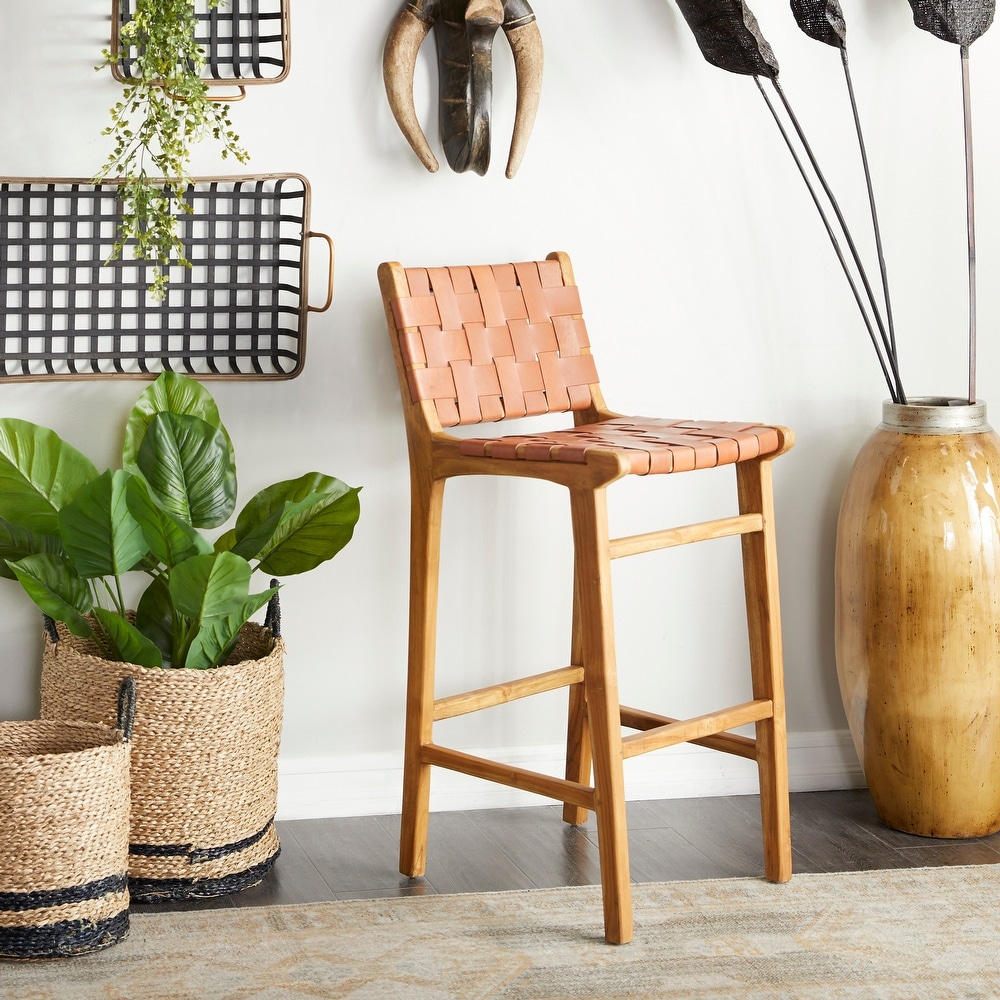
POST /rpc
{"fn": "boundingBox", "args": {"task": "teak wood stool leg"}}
[738,456,793,883]
[399,473,445,879]
[562,575,593,828]
[570,486,633,945]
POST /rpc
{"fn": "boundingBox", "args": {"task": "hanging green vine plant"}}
[94,0,250,300]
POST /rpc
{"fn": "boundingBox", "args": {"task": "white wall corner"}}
[276,729,865,821]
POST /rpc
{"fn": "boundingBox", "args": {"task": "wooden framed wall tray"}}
[0,173,332,381]
[111,0,291,99]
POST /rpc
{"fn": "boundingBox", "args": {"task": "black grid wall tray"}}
[111,0,291,99]
[0,173,334,381]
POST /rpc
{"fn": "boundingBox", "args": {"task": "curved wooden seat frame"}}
[377,251,794,944]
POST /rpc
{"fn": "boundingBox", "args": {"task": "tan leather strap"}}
[458,417,783,474]
[391,261,597,427]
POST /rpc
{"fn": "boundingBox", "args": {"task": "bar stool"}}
[377,251,794,944]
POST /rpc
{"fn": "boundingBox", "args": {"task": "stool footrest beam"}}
[619,700,770,759]
[433,666,586,721]
[421,743,596,811]
[609,513,764,559]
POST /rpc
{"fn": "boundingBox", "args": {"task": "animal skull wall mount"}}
[383,0,543,178]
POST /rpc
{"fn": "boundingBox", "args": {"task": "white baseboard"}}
[276,730,865,820]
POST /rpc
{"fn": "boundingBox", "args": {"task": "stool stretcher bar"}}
[620,700,771,759]
[421,743,597,811]
[433,666,586,721]
[609,513,765,560]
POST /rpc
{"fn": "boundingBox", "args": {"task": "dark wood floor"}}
[139,788,1000,912]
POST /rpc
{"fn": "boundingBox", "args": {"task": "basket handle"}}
[264,581,281,638]
[117,677,137,742]
[306,232,335,313]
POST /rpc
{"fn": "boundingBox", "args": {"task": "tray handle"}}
[162,85,247,103]
[306,231,335,313]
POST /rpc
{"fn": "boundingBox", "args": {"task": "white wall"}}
[2,0,997,816]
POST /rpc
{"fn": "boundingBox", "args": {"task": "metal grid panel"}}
[112,0,290,85]
[0,174,319,381]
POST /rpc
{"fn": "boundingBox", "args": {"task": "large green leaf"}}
[125,474,212,569]
[135,574,176,664]
[122,371,232,469]
[168,550,255,621]
[213,527,237,554]
[183,590,275,669]
[0,518,64,581]
[136,412,238,529]
[234,473,361,576]
[227,490,328,562]
[168,551,275,668]
[7,553,94,638]
[58,470,148,580]
[92,607,164,668]
[0,419,99,534]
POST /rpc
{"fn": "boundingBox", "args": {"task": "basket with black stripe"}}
[40,620,283,902]
[0,680,135,959]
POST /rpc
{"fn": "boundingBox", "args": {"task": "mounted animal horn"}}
[383,0,543,178]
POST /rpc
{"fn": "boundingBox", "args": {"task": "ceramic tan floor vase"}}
[835,398,1000,837]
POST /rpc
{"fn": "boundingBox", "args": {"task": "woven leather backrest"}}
[389,259,600,427]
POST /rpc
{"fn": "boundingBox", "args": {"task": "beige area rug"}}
[3,866,1000,999]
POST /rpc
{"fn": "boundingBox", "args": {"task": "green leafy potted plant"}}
[0,371,361,899]
[96,0,249,299]
[0,371,359,668]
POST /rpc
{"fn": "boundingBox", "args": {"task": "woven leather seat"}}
[378,251,794,944]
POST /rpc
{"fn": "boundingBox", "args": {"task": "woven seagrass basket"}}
[0,681,134,960]
[40,620,284,902]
